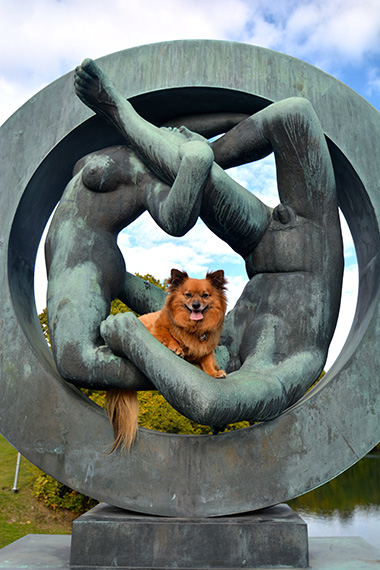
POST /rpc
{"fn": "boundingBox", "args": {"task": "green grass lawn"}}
[0,435,75,549]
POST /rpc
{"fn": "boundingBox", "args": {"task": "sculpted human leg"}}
[101,98,343,429]
[75,59,273,252]
[212,97,338,221]
[74,58,214,227]
[46,242,155,391]
[71,62,343,429]
[100,310,324,427]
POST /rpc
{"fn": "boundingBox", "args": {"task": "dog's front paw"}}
[162,340,185,358]
[170,346,185,358]
[215,369,227,378]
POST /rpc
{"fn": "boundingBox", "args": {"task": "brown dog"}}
[106,268,228,451]
[140,268,228,377]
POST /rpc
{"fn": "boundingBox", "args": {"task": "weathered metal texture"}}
[0,40,379,517]
[70,503,308,569]
[46,57,343,431]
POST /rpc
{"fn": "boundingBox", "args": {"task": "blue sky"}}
[2,0,380,368]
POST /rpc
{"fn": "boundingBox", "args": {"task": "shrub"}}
[32,470,98,514]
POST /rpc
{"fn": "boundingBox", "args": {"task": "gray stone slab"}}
[70,503,308,568]
[0,534,70,569]
[1,534,380,569]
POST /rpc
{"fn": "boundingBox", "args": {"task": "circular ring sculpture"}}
[1,41,379,517]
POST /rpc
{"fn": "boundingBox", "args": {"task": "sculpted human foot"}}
[74,58,123,120]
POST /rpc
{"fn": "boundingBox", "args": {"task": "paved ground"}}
[0,534,379,569]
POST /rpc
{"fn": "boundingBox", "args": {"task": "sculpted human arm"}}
[117,271,166,316]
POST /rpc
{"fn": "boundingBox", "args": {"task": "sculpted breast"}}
[81,155,122,193]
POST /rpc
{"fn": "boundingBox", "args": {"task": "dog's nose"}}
[192,302,201,310]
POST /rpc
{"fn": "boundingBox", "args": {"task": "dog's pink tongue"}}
[190,311,203,321]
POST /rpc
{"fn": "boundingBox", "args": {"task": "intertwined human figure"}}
[46,58,343,432]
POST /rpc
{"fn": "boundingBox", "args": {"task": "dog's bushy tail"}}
[105,389,139,452]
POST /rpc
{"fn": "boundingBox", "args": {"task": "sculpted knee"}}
[274,97,318,129]
[278,96,314,116]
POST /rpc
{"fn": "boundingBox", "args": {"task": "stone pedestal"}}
[69,503,308,569]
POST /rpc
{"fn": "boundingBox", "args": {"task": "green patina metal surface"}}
[0,41,379,517]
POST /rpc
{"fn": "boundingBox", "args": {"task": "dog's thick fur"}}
[106,268,228,451]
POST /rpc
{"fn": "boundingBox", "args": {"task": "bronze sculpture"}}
[46,58,344,430]
[2,41,379,517]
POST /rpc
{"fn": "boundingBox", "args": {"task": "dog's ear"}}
[168,268,189,290]
[206,270,227,290]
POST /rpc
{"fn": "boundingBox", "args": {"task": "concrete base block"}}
[69,503,308,569]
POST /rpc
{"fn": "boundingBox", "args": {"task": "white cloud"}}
[313,0,380,60]
[227,155,279,208]
[3,0,380,125]
[322,212,358,369]
[241,0,380,78]
[0,0,249,124]
[117,212,247,307]
[34,223,49,313]
[339,211,356,260]
[226,274,247,310]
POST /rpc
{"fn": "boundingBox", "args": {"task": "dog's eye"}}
[185,292,192,298]
[202,293,209,299]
